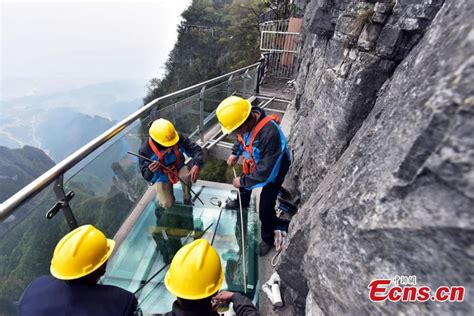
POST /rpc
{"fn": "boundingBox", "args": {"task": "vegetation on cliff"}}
[143,0,293,103]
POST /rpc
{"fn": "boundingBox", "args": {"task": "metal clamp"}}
[47,191,75,219]
[46,175,79,230]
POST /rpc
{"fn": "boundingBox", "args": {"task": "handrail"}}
[0,62,260,222]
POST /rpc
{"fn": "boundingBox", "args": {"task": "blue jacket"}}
[139,134,204,184]
[19,275,137,316]
[232,107,291,189]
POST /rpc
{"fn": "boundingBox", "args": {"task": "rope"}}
[210,197,221,207]
[271,244,287,267]
[126,151,204,205]
[233,167,247,293]
[271,230,288,267]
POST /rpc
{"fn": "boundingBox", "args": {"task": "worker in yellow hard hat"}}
[216,96,291,256]
[19,225,138,316]
[139,118,204,208]
[162,239,259,315]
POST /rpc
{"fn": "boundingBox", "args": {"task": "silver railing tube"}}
[0,62,260,222]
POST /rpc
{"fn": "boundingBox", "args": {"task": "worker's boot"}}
[224,198,238,209]
[224,197,249,209]
[225,189,251,209]
[259,241,273,256]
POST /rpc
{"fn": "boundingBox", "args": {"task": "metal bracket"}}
[256,55,266,94]
[227,74,233,96]
[46,175,79,231]
[47,191,75,219]
[242,69,249,97]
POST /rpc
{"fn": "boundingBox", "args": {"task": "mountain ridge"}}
[0,145,55,203]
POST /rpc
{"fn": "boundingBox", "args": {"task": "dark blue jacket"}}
[232,107,291,189]
[19,275,138,316]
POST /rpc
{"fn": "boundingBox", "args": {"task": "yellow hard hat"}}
[164,239,224,300]
[216,96,251,134]
[149,118,180,147]
[50,225,115,280]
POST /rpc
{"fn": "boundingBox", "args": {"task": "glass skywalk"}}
[103,183,258,314]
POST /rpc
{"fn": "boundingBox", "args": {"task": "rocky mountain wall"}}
[278,0,473,314]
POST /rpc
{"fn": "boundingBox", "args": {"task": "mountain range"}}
[0,80,146,161]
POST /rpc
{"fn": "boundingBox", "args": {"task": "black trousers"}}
[239,159,289,245]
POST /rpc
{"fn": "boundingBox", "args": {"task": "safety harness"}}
[237,114,279,175]
[147,138,181,184]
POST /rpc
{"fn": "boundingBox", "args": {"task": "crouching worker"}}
[19,225,138,316]
[216,96,290,256]
[139,118,204,208]
[160,239,259,316]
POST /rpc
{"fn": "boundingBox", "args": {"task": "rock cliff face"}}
[278,0,473,314]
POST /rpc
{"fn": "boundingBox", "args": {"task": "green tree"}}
[143,0,283,104]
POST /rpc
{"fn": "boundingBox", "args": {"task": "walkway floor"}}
[258,77,296,101]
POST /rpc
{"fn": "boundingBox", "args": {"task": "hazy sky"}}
[0,0,191,99]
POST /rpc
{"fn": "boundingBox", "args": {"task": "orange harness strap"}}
[237,114,279,175]
[148,138,181,184]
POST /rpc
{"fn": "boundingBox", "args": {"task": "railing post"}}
[227,75,233,96]
[243,69,249,98]
[48,175,79,231]
[256,55,265,94]
[199,86,206,143]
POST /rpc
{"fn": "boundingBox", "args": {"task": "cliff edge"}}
[278,0,473,314]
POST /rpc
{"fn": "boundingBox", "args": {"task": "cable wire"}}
[233,167,247,293]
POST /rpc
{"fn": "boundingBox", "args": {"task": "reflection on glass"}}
[152,204,196,264]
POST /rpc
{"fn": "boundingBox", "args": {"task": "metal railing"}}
[0,62,262,223]
[260,19,302,79]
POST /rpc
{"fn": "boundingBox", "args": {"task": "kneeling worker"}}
[139,118,204,208]
[216,96,291,256]
[162,239,259,315]
[19,225,138,316]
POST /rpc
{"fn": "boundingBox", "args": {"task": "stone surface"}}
[308,8,336,36]
[372,1,392,24]
[294,0,312,17]
[374,2,390,14]
[278,0,473,314]
[376,24,402,57]
[335,14,358,37]
[407,4,439,20]
[357,23,383,51]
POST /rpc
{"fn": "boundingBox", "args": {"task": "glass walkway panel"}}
[103,183,258,314]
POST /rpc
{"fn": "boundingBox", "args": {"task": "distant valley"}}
[0,80,146,161]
